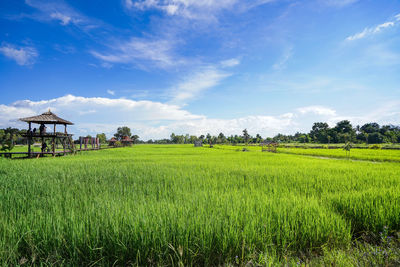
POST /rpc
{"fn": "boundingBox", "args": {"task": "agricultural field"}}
[277,147,400,162]
[0,145,400,265]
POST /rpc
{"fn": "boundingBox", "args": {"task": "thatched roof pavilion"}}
[121,136,133,146]
[20,110,73,125]
[19,110,74,157]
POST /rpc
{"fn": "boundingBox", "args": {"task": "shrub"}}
[114,141,122,147]
[369,144,381,150]
[1,139,14,152]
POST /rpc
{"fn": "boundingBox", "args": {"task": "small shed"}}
[260,141,279,153]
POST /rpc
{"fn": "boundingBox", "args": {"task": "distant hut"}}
[109,137,117,146]
[121,136,133,146]
[260,140,278,153]
[19,110,74,157]
[194,140,203,147]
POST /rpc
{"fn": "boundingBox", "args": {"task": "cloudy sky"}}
[1,0,399,140]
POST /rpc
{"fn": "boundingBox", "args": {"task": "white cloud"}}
[25,0,98,30]
[325,101,400,128]
[11,94,202,121]
[2,95,399,140]
[78,109,97,115]
[107,90,115,96]
[91,37,182,68]
[323,0,358,7]
[130,0,275,20]
[0,105,36,127]
[132,0,235,15]
[297,106,337,116]
[272,47,293,70]
[125,0,134,9]
[2,94,204,138]
[49,12,72,25]
[220,58,240,68]
[150,114,296,138]
[346,16,398,41]
[170,67,231,104]
[0,43,38,66]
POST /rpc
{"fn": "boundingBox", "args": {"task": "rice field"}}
[277,147,400,162]
[0,145,399,265]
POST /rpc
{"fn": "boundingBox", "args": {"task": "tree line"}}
[1,120,399,150]
[143,120,400,145]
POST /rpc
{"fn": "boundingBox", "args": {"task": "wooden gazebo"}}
[19,110,74,157]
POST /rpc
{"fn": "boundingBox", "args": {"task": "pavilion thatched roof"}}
[20,110,73,125]
[121,136,133,142]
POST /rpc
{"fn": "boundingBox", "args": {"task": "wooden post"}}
[28,122,32,158]
[53,124,56,156]
[64,124,68,154]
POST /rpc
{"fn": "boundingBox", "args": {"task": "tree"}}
[0,130,5,144]
[255,134,262,143]
[310,122,329,143]
[114,127,131,140]
[131,135,139,143]
[298,134,309,143]
[189,135,198,144]
[206,133,212,144]
[335,120,355,143]
[242,129,250,144]
[96,133,107,144]
[343,142,352,159]
[367,132,384,144]
[1,133,14,152]
[360,123,380,134]
[335,120,354,134]
[217,132,226,144]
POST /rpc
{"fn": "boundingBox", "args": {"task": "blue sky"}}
[0,0,399,139]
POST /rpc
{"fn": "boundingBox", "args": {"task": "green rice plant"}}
[0,145,399,265]
[329,188,400,234]
[277,147,400,162]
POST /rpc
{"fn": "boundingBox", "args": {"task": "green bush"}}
[114,141,122,147]
[369,144,381,150]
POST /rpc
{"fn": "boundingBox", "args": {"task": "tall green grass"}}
[0,145,399,265]
[277,147,400,162]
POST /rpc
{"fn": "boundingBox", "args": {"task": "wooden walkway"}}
[0,151,73,159]
[0,146,116,159]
